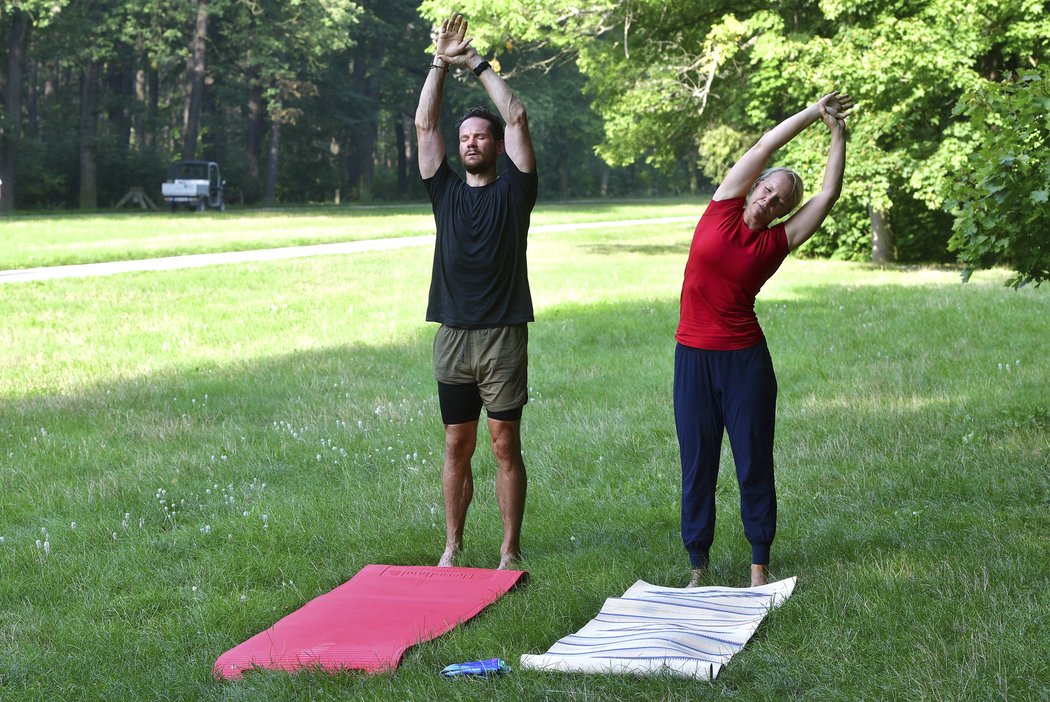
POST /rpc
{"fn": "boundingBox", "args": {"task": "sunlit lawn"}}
[0,198,700,270]
[0,207,1047,701]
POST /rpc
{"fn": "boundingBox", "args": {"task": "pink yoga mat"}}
[213,564,526,679]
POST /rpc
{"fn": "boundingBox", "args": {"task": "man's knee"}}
[488,421,522,465]
[445,423,478,460]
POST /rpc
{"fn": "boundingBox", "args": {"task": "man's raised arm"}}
[436,13,535,174]
[415,16,459,180]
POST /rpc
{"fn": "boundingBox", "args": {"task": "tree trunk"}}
[79,59,100,209]
[1,10,29,213]
[558,153,569,198]
[133,68,148,148]
[686,148,698,195]
[146,66,159,148]
[246,70,264,200]
[395,114,412,198]
[182,0,208,160]
[356,121,376,202]
[106,57,133,152]
[265,118,281,206]
[870,205,896,263]
[27,57,39,138]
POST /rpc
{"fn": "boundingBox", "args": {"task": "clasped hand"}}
[436,13,477,66]
[818,91,854,133]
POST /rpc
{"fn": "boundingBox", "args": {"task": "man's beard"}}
[463,153,494,175]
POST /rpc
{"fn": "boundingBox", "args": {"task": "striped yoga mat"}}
[520,576,796,680]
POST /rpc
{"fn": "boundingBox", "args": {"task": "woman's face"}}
[745,172,794,229]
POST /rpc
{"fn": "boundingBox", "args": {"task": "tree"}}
[217,0,358,205]
[181,0,209,159]
[430,0,1049,261]
[945,68,1050,287]
[0,0,68,212]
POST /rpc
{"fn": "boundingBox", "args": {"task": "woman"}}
[675,92,852,587]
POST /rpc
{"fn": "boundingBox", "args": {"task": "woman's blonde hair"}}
[750,167,805,213]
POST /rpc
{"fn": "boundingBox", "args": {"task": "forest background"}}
[0,0,1047,281]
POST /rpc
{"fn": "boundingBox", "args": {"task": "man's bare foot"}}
[751,564,770,586]
[438,545,460,567]
[497,551,520,570]
[687,568,704,588]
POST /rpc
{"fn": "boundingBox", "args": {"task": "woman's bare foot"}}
[751,564,770,586]
[687,568,705,588]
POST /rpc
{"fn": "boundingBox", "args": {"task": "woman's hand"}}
[435,13,477,66]
[817,91,854,133]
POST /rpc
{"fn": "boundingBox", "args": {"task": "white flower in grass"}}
[70,522,77,530]
[112,532,118,540]
[242,511,249,518]
[43,540,50,556]
[240,594,248,603]
[41,527,48,537]
[36,539,42,549]
[192,586,198,593]
[0,536,5,545]
[262,514,269,528]
[316,454,322,461]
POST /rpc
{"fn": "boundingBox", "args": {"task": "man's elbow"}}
[506,103,528,130]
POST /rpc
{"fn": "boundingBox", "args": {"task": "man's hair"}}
[750,167,805,212]
[456,106,505,142]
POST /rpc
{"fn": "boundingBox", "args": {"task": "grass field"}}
[1,204,1047,701]
[0,199,699,270]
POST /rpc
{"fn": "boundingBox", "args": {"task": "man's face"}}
[458,117,504,175]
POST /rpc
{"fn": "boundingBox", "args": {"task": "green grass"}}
[0,198,701,270]
[1,208,1047,701]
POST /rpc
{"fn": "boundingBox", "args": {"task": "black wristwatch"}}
[472,60,491,77]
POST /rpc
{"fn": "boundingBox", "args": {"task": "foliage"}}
[945,68,1050,287]
[430,0,1050,262]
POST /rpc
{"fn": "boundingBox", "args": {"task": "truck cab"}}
[161,160,225,212]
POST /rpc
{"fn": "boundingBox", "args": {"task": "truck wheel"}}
[197,198,207,212]
[170,203,179,213]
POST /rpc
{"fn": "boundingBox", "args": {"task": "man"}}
[415,12,537,570]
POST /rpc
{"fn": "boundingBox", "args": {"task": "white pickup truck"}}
[162,160,226,212]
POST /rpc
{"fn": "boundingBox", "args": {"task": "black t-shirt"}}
[424,157,538,328]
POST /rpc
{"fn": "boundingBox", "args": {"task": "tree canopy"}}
[422,0,1048,275]
[1,1,1047,282]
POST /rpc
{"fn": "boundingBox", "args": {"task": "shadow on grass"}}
[1,278,1048,700]
[584,241,691,257]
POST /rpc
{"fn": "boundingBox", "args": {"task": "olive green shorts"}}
[433,324,529,415]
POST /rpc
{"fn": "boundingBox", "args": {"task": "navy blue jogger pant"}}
[673,341,778,569]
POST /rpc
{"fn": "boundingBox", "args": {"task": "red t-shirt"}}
[676,197,789,350]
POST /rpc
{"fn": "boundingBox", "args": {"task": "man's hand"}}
[436,13,478,67]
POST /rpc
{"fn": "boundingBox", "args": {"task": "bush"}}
[946,68,1050,287]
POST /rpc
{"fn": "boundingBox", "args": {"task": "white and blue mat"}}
[520,576,796,680]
